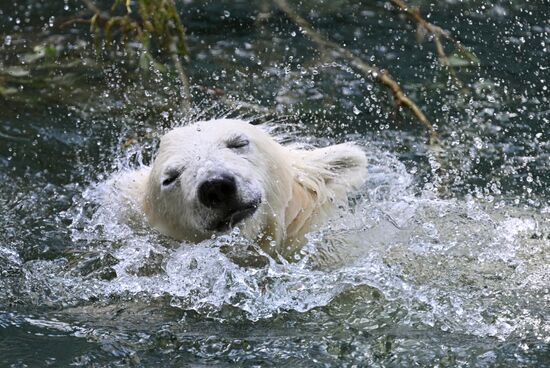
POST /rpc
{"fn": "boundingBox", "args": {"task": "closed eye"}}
[226,135,249,149]
[162,169,183,187]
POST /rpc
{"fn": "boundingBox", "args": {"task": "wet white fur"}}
[113,119,367,256]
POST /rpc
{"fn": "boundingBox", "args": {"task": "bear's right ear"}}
[294,143,368,191]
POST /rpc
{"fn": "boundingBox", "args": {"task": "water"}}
[1,0,549,366]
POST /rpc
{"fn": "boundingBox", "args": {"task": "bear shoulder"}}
[108,167,151,222]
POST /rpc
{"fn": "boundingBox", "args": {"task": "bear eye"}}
[226,136,249,149]
[161,169,183,187]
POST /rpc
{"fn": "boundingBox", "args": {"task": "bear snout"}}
[198,173,238,209]
[197,172,262,232]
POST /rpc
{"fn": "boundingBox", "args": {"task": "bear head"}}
[140,119,367,256]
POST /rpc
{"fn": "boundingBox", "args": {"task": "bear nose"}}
[198,174,237,208]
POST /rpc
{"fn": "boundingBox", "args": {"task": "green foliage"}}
[90,0,188,58]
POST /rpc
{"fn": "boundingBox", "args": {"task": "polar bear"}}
[115,119,367,257]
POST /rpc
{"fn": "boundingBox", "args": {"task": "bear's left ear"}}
[295,143,367,191]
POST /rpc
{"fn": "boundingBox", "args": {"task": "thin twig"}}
[390,0,477,87]
[390,0,472,54]
[169,49,192,111]
[81,0,105,17]
[58,18,92,29]
[273,0,439,145]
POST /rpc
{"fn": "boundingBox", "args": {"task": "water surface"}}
[0,0,548,366]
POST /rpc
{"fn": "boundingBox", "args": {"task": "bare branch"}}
[273,0,439,145]
[81,0,105,18]
[390,0,477,87]
[169,49,192,111]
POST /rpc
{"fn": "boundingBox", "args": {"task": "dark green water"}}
[1,0,548,366]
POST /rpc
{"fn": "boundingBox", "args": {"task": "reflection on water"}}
[1,0,549,366]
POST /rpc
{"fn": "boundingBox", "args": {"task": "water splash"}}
[3,136,544,349]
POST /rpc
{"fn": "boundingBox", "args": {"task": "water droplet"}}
[4,35,11,46]
[474,137,483,149]
[353,105,361,115]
